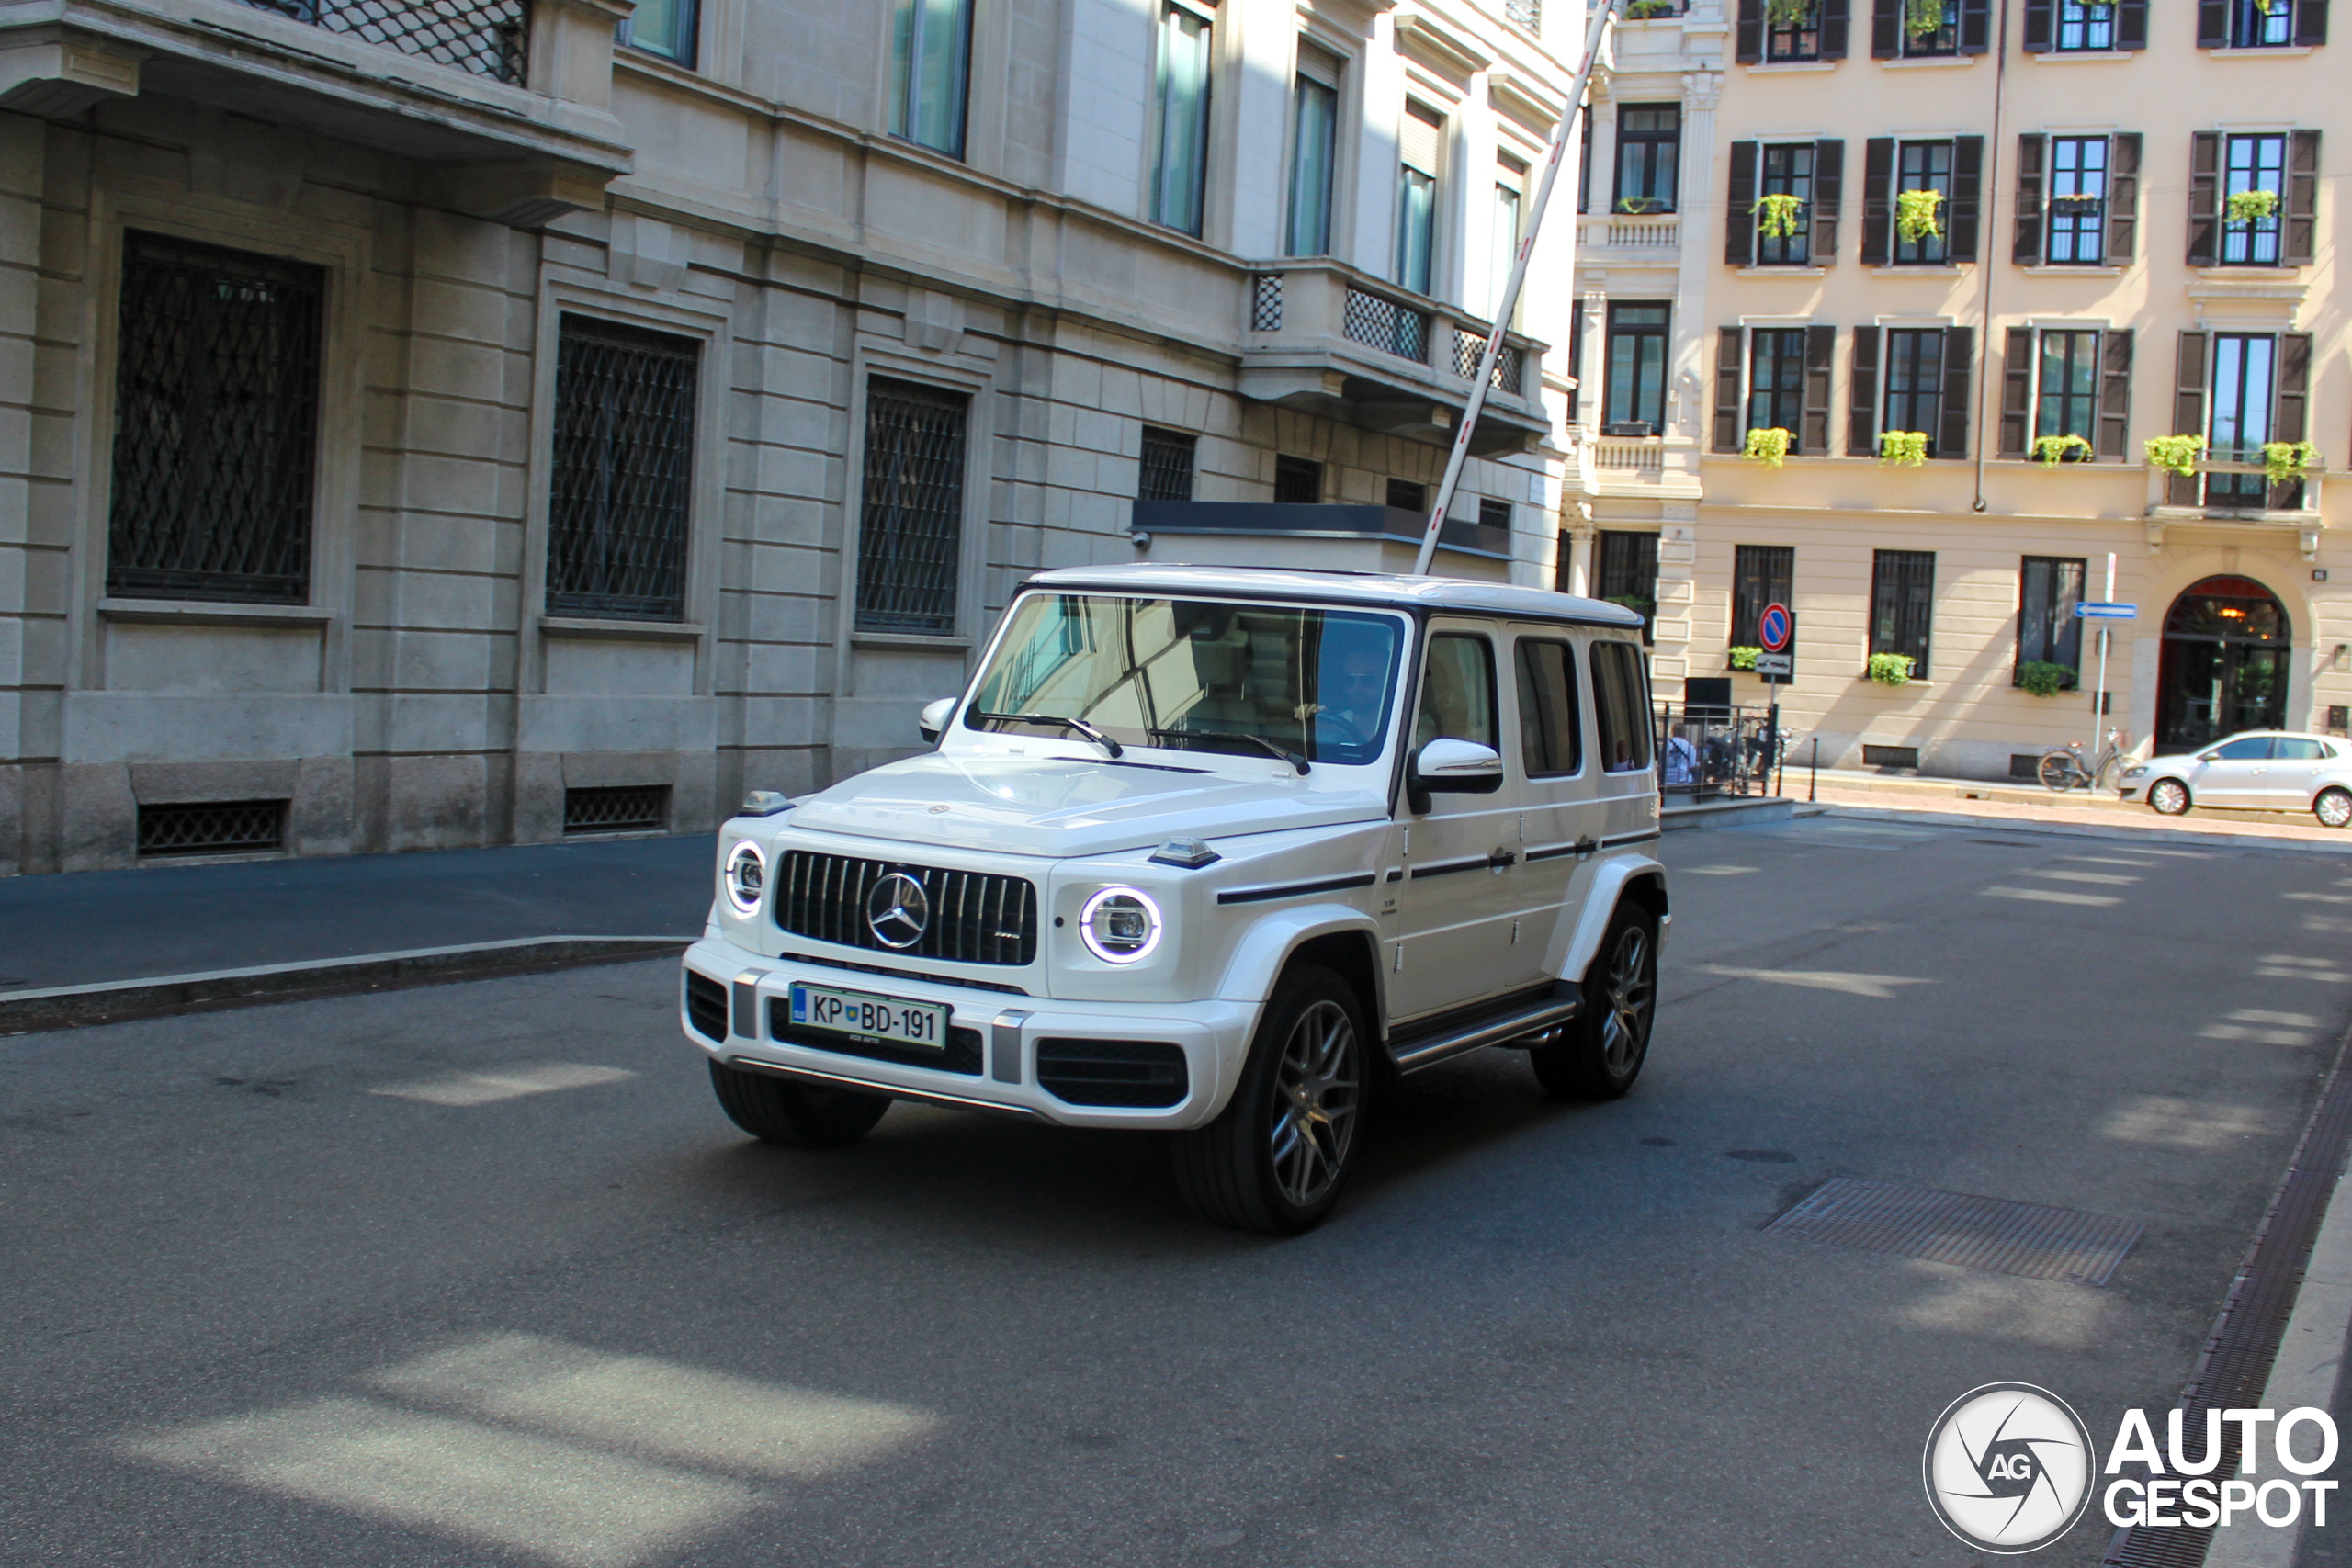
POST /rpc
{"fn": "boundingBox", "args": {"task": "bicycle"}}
[2038,728,2127,792]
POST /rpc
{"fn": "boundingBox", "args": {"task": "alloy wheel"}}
[1268,999,1362,1209]
[1599,925,1655,1077]
[2320,789,2352,829]
[2150,779,2190,816]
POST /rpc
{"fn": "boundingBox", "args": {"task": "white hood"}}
[788,751,1390,858]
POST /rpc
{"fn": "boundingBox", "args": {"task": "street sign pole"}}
[2089,552,2115,761]
[1413,0,1617,577]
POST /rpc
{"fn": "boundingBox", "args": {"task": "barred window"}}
[859,378,969,635]
[1870,548,1936,677]
[1139,426,1196,502]
[548,317,698,621]
[1273,454,1322,503]
[1732,544,1793,649]
[107,232,323,604]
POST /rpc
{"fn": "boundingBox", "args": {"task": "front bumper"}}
[679,937,1260,1130]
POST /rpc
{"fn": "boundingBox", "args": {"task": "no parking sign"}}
[1755,603,1794,682]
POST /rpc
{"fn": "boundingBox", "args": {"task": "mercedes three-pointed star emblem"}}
[865,871,930,949]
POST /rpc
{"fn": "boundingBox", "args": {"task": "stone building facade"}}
[1564,0,2346,778]
[0,0,1587,874]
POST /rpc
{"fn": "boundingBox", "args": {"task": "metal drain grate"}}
[562,784,669,835]
[1765,1177,2143,1286]
[137,800,288,858]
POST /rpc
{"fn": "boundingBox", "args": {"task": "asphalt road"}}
[6,816,2351,1567]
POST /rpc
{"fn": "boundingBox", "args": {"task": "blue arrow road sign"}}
[2074,603,2138,619]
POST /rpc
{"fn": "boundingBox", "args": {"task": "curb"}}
[0,936,693,1037]
[1812,801,2352,854]
[1662,796,1795,832]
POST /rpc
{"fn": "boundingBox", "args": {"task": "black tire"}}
[2148,777,2192,817]
[708,1060,891,1148]
[2037,751,2079,791]
[1532,905,1658,1100]
[1171,965,1367,1235]
[2318,787,2352,830]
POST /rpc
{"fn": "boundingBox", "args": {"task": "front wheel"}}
[708,1061,891,1148]
[1532,905,1658,1100]
[1171,966,1366,1235]
[2317,787,2352,829]
[2148,777,2192,817]
[2037,751,2082,791]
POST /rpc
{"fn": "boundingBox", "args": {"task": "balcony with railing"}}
[1576,213,1683,262]
[1568,426,1703,500]
[1240,260,1551,457]
[2145,449,2329,552]
[0,0,632,224]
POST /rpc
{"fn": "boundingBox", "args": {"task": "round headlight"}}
[722,840,767,917]
[1079,886,1162,964]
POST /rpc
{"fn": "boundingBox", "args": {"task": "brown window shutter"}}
[1736,0,1764,62]
[1949,137,1984,261]
[1999,329,2032,458]
[2276,333,2312,443]
[1814,141,1844,258]
[2170,331,2209,504]
[2098,329,2132,459]
[2117,0,2149,44]
[2023,0,2053,48]
[2107,134,2141,263]
[1725,142,1758,266]
[1714,329,1746,452]
[2197,0,2228,45]
[1939,326,1973,459]
[1804,325,1835,454]
[2287,130,2321,265]
[2014,134,2046,265]
[1861,139,1894,264]
[1849,327,1882,455]
[1871,0,1900,56]
[1822,0,1852,57]
[2187,133,2219,266]
[2293,0,2328,44]
[1960,0,1992,50]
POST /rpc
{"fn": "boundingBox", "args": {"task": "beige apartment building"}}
[1564,0,2344,778]
[0,0,1590,873]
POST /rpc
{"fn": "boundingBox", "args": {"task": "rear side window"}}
[1590,640,1652,773]
[1414,634,1498,750]
[2278,739,2327,761]
[1516,639,1583,777]
[2211,737,2276,761]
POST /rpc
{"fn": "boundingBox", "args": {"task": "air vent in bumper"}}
[1035,1039,1189,1108]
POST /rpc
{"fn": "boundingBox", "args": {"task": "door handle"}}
[1487,847,1517,869]
[1574,836,1600,857]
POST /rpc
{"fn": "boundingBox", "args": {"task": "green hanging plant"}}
[2032,433,2093,468]
[1623,0,1677,17]
[2143,434,2206,477]
[2226,188,2279,225]
[1743,427,1792,468]
[2017,661,2075,697]
[1879,430,1928,467]
[1866,653,1915,686]
[1895,188,1944,243]
[1615,194,1668,214]
[1905,0,1947,37]
[1728,646,1762,671]
[2262,441,2321,482]
[1753,193,1806,240]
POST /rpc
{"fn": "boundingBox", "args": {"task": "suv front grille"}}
[1035,1039,1190,1108]
[773,851,1038,967]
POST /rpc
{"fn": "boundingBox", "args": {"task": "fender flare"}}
[1215,902,1387,1026]
[1558,853,1669,987]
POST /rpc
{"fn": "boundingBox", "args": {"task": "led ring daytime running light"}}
[1079,886,1162,964]
[722,840,768,917]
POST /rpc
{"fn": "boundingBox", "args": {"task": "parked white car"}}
[2118,729,2352,828]
[680,565,1668,1233]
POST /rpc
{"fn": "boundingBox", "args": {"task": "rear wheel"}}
[1532,905,1658,1100]
[2317,787,2352,829]
[2037,751,2081,791]
[1171,966,1365,1235]
[2148,777,2192,817]
[708,1061,891,1148]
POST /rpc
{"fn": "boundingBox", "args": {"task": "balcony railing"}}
[239,0,528,83]
[1577,215,1681,254]
[2147,450,2326,519]
[1343,286,1430,363]
[1567,429,1702,498]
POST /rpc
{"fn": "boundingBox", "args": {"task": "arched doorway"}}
[2157,575,2290,749]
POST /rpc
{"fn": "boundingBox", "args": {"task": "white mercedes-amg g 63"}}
[682,564,1668,1233]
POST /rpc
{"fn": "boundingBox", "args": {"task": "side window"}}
[1414,634,1498,750]
[1590,640,1654,773]
[2277,739,2324,761]
[2211,737,2276,761]
[1515,639,1583,778]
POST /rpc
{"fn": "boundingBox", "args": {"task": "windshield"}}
[964,594,1406,767]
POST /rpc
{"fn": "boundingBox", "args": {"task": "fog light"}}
[722,840,767,917]
[1079,886,1161,964]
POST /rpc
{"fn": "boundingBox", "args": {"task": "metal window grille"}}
[107,233,323,605]
[240,0,526,83]
[1505,0,1542,29]
[1250,274,1284,331]
[1478,497,1513,531]
[1870,549,1937,677]
[1386,478,1428,511]
[563,784,671,834]
[1273,455,1323,504]
[1343,287,1429,362]
[1452,328,1525,393]
[137,800,288,858]
[1732,544,1794,647]
[1138,427,1196,502]
[548,317,697,622]
[858,379,968,635]
[1861,745,1920,770]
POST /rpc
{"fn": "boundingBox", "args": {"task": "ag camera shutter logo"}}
[1922,1383,2097,1553]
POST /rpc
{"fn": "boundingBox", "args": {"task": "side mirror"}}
[918,697,958,745]
[1409,738,1503,813]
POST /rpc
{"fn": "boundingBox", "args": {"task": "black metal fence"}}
[1655,702,1785,800]
[241,0,527,84]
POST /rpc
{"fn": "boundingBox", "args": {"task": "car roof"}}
[1021,563,1647,629]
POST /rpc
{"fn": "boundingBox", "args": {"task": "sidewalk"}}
[0,835,717,993]
[1787,765,2352,849]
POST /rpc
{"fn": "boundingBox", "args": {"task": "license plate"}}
[788,983,948,1050]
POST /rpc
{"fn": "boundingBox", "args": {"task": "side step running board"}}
[1389,998,1581,1076]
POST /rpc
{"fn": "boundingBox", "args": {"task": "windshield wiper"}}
[1147,728,1310,775]
[969,711,1123,758]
